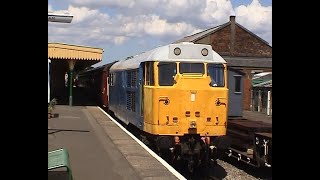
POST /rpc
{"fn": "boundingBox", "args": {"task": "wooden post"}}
[267,91,271,116]
[48,59,51,103]
[250,88,254,111]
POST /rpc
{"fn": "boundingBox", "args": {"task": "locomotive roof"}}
[110,43,226,71]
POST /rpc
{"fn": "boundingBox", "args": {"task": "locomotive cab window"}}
[158,62,177,86]
[145,61,154,86]
[207,63,225,87]
[179,63,204,74]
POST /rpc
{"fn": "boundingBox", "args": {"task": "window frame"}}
[234,75,242,94]
[157,62,177,86]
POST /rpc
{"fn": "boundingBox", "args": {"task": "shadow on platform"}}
[51,87,99,106]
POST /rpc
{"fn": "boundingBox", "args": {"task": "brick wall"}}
[206,21,272,57]
[243,70,253,110]
[209,26,232,55]
[234,26,272,57]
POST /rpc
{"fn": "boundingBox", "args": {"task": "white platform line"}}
[98,107,186,180]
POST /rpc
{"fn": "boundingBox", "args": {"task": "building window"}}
[234,75,241,93]
[145,62,154,85]
[207,63,225,87]
[158,62,176,86]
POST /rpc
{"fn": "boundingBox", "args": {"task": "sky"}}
[48,0,272,67]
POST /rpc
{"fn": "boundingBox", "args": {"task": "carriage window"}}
[158,62,176,86]
[207,64,225,87]
[145,62,154,85]
[109,73,114,86]
[179,63,204,74]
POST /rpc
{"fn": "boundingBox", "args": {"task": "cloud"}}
[49,5,199,46]
[48,4,53,12]
[70,0,135,9]
[113,36,128,45]
[200,0,235,26]
[68,0,227,26]
[49,0,272,55]
[234,0,272,45]
[122,15,199,37]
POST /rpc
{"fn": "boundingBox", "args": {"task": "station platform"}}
[48,105,184,180]
[242,110,272,124]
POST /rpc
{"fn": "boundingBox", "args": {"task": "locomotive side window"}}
[207,63,225,87]
[145,62,154,85]
[179,63,204,74]
[158,62,176,86]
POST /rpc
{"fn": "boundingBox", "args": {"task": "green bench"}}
[48,148,73,180]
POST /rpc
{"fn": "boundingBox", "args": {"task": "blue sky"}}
[48,0,272,67]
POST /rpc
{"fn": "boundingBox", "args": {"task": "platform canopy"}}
[48,42,104,106]
[48,42,103,69]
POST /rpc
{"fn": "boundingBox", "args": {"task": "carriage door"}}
[102,70,108,107]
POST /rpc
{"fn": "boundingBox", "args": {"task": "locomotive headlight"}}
[190,121,197,129]
[174,47,181,55]
[201,48,208,56]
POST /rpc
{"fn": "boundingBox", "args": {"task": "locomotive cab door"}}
[139,64,144,118]
[157,62,177,127]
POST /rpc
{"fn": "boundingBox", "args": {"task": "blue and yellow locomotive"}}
[108,42,230,171]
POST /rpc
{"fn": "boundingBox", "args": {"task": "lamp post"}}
[48,12,73,23]
[68,60,76,106]
[48,11,74,105]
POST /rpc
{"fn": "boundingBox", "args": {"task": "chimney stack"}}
[230,15,235,25]
[230,15,236,55]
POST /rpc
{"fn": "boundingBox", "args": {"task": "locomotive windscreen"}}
[158,62,176,86]
[179,63,204,74]
[207,63,225,87]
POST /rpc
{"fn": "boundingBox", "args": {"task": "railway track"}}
[175,158,271,180]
